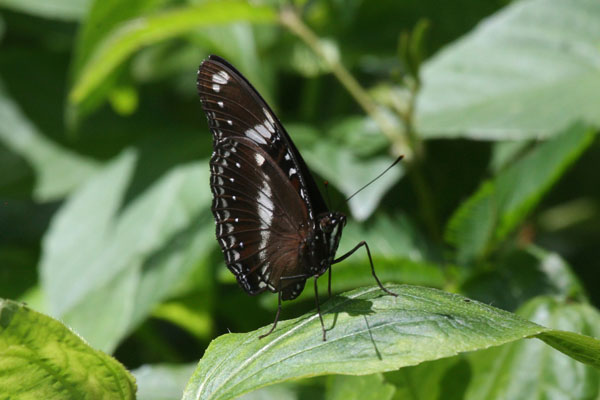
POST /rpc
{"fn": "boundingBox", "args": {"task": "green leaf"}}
[0,80,100,201]
[133,363,196,400]
[384,357,470,400]
[445,123,595,264]
[326,374,395,400]
[465,297,600,399]
[416,0,600,139]
[538,330,600,370]
[462,246,586,311]
[0,0,91,21]
[69,1,276,107]
[288,124,403,221]
[183,285,547,400]
[40,152,214,352]
[0,299,136,399]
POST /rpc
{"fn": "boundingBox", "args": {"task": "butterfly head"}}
[312,212,346,273]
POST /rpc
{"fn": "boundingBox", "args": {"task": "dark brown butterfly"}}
[196,55,396,341]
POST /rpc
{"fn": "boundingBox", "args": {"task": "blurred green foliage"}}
[1,0,600,398]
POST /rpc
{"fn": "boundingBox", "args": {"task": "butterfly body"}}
[197,55,395,340]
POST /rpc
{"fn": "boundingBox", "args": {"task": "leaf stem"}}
[279,6,409,157]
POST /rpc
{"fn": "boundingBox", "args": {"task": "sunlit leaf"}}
[445,123,595,264]
[0,299,136,399]
[70,1,276,108]
[416,0,600,139]
[0,0,90,21]
[40,153,214,352]
[183,285,548,400]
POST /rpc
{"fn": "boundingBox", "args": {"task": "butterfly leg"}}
[259,289,282,339]
[314,276,327,341]
[333,241,397,297]
[327,267,332,299]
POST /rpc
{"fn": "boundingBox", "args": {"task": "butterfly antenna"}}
[345,155,404,202]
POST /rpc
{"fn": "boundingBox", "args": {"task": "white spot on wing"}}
[255,124,271,139]
[245,128,267,145]
[212,71,229,84]
[217,101,224,108]
[289,168,297,177]
[258,180,274,256]
[264,119,275,133]
[212,84,220,92]
[263,107,275,125]
[255,154,265,166]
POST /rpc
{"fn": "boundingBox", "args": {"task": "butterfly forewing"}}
[198,56,320,299]
[197,56,327,218]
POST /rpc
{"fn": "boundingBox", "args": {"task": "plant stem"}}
[279,7,409,157]
[281,6,440,240]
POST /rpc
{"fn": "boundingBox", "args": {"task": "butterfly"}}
[196,55,397,341]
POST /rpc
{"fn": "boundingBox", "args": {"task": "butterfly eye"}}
[319,217,333,233]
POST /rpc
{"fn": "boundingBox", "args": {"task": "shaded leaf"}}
[445,123,595,264]
[465,297,600,399]
[326,374,395,400]
[462,246,586,311]
[0,299,136,399]
[0,80,99,201]
[384,357,471,400]
[416,0,600,139]
[183,285,547,400]
[133,363,196,400]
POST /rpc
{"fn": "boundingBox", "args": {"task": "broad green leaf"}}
[0,0,90,21]
[0,299,135,399]
[328,116,389,158]
[40,152,214,352]
[133,363,196,400]
[69,1,277,107]
[538,330,600,370]
[152,299,214,340]
[288,124,403,221]
[489,140,531,173]
[69,0,164,120]
[445,123,595,264]
[183,285,548,400]
[72,0,162,76]
[462,246,586,311]
[0,80,99,201]
[464,297,600,399]
[238,378,326,400]
[384,357,470,400]
[416,0,600,139]
[326,374,395,400]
